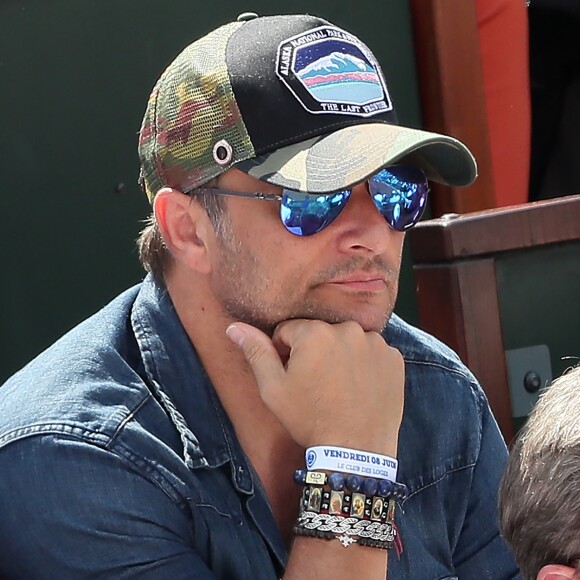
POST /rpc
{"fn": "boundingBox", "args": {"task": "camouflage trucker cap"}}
[138,13,477,202]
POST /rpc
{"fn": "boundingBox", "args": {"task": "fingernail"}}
[226,324,245,347]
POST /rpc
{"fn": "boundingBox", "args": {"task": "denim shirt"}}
[0,275,520,579]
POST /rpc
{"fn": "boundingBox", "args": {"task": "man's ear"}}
[153,188,213,274]
[537,564,578,580]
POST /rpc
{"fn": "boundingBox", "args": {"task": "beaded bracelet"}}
[294,470,408,503]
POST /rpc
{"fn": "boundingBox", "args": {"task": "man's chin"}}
[304,288,396,333]
[285,307,392,334]
[223,299,393,337]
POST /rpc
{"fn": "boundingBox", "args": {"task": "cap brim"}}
[235,122,477,193]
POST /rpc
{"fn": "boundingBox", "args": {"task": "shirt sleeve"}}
[0,434,219,579]
[453,387,521,580]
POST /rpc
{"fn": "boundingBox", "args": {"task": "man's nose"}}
[330,181,402,252]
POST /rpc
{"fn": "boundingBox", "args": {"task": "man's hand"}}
[226,319,404,457]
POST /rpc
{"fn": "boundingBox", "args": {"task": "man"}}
[499,366,580,580]
[0,13,520,579]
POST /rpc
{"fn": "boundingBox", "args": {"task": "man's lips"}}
[323,274,388,292]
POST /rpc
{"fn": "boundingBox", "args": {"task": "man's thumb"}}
[226,323,284,385]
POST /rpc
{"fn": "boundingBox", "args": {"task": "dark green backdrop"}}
[1,1,423,382]
[497,242,580,381]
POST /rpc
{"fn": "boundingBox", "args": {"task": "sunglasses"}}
[195,165,429,236]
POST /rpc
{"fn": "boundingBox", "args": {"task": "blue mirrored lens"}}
[280,190,351,236]
[369,166,429,231]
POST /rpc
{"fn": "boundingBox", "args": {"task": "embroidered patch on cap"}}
[276,26,392,117]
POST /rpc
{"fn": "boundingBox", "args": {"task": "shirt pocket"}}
[188,498,278,580]
[184,471,279,580]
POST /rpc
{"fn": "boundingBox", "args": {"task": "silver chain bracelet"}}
[297,510,396,542]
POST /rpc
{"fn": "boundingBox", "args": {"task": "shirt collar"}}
[130,274,254,493]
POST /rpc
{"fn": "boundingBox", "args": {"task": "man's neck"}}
[165,272,304,537]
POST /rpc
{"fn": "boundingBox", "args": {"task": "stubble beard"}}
[212,222,399,337]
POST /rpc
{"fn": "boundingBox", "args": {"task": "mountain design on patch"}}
[299,52,373,78]
[297,51,384,104]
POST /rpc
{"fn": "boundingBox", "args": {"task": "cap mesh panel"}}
[138,21,255,201]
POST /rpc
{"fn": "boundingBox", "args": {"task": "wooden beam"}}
[409,194,580,263]
[410,0,496,215]
[414,259,514,442]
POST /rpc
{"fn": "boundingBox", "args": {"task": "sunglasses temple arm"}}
[195,187,282,201]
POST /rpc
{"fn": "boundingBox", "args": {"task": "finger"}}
[226,323,285,387]
[270,319,316,366]
[270,334,291,367]
[272,318,330,350]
